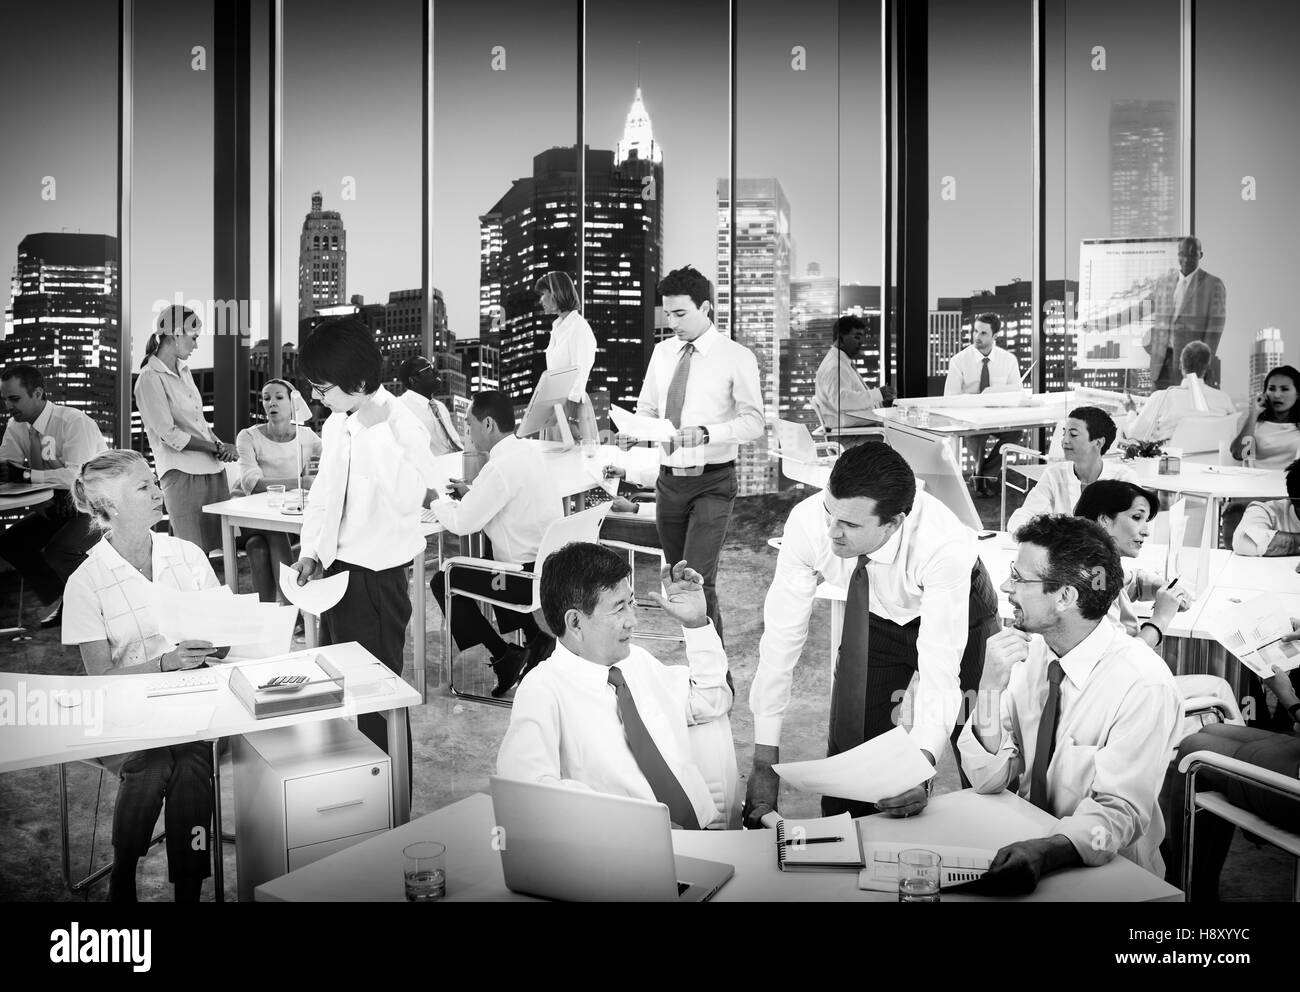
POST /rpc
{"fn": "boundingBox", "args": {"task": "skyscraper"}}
[298,191,347,321]
[455,338,500,394]
[927,306,963,393]
[716,178,791,496]
[783,263,837,429]
[2,232,120,441]
[1110,100,1177,239]
[1250,327,1284,399]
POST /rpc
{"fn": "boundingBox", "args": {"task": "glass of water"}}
[897,848,941,903]
[403,841,447,901]
[266,484,286,507]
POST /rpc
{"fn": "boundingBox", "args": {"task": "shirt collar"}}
[548,637,622,687]
[30,402,55,434]
[674,323,719,357]
[145,354,186,379]
[345,385,395,437]
[1052,618,1117,691]
[865,517,905,566]
[91,531,177,579]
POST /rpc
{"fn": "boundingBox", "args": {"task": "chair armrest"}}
[442,556,528,575]
[1178,749,1300,798]
[1001,444,1046,464]
[1181,696,1236,720]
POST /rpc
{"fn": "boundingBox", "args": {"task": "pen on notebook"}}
[783,836,844,846]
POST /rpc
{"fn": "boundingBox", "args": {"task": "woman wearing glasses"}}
[133,306,239,554]
[535,271,597,442]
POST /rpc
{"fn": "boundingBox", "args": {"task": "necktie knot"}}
[1047,659,1063,687]
[607,666,626,688]
[982,357,990,365]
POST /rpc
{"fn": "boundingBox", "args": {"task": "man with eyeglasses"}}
[397,355,463,459]
[744,442,999,826]
[954,514,1181,894]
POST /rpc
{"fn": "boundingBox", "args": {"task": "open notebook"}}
[770,813,865,872]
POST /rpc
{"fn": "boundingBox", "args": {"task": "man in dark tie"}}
[1144,236,1227,390]
[956,515,1181,893]
[496,543,733,829]
[396,355,463,458]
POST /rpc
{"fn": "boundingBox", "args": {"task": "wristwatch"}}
[699,426,711,444]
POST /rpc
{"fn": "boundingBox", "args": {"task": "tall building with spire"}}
[298,191,347,321]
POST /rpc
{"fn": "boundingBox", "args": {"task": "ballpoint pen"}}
[783,836,844,845]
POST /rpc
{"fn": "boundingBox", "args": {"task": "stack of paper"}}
[154,586,297,659]
[1203,592,1300,678]
[772,727,936,802]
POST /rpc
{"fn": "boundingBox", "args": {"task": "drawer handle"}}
[315,798,365,813]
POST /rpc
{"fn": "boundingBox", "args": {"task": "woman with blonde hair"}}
[535,271,597,442]
[62,449,221,901]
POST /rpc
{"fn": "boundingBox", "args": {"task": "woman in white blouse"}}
[1073,479,1190,650]
[234,379,323,602]
[62,450,221,902]
[1231,365,1300,468]
[535,271,597,442]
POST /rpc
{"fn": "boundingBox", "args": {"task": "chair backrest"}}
[775,420,821,463]
[1045,420,1066,461]
[781,457,831,491]
[884,420,982,530]
[1169,412,1239,454]
[533,502,613,582]
[688,714,741,829]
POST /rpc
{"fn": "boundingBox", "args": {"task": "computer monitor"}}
[884,420,983,531]
[516,366,581,445]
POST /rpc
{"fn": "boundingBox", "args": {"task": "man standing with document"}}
[744,443,999,824]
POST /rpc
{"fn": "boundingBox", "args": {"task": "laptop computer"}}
[489,776,734,902]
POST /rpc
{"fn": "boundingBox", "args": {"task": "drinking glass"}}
[898,848,941,903]
[403,841,447,901]
[266,484,286,507]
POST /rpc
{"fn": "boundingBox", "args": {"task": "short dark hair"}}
[0,364,43,395]
[300,316,383,395]
[1179,341,1213,377]
[1073,479,1159,523]
[1259,366,1300,425]
[827,442,917,521]
[833,315,866,341]
[1012,514,1123,621]
[1068,406,1118,454]
[658,265,713,310]
[470,390,516,433]
[540,541,633,637]
[398,356,434,387]
[1286,459,1300,502]
[974,312,1001,335]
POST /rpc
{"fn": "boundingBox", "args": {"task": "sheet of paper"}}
[155,586,294,648]
[227,604,299,659]
[278,562,349,616]
[429,451,464,496]
[772,726,936,803]
[1164,496,1187,580]
[1203,592,1300,678]
[609,404,676,443]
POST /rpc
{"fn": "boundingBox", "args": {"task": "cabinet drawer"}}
[287,827,388,873]
[285,761,390,849]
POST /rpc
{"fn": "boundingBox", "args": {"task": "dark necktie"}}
[430,400,462,452]
[1029,659,1064,811]
[28,425,48,470]
[828,556,871,754]
[607,665,700,829]
[979,356,991,393]
[661,342,694,454]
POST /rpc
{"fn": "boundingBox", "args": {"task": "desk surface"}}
[0,642,420,774]
[1128,461,1286,500]
[256,788,1179,902]
[203,490,445,537]
[0,487,53,512]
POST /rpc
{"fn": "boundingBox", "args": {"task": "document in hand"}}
[771,727,936,803]
[1203,592,1300,678]
[155,586,296,657]
[278,562,349,617]
[609,404,676,444]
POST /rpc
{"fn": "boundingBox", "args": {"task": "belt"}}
[660,460,735,478]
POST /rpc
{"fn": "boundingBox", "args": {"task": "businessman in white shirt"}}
[1006,406,1137,533]
[632,265,765,642]
[0,363,108,623]
[744,442,1000,825]
[944,313,1024,495]
[396,355,463,457]
[1127,341,1236,443]
[813,314,895,432]
[497,543,732,829]
[957,514,1181,893]
[430,390,564,697]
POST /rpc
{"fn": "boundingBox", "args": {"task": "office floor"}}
[0,486,1291,901]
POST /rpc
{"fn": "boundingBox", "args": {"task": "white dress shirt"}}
[398,388,462,457]
[957,619,1182,875]
[430,434,562,566]
[1249,420,1300,469]
[62,532,223,675]
[545,311,598,403]
[636,325,765,468]
[1233,497,1300,555]
[0,402,107,490]
[1006,460,1138,534]
[497,622,733,828]
[133,355,223,478]
[814,347,882,424]
[1127,374,1236,442]
[944,344,1021,396]
[233,424,322,495]
[299,385,438,571]
[750,490,979,761]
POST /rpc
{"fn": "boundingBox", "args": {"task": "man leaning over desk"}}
[957,515,1181,893]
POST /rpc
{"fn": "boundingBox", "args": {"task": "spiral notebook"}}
[772,812,865,872]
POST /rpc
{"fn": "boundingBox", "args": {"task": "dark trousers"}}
[655,464,737,642]
[0,493,97,604]
[1160,724,1300,901]
[321,559,413,792]
[431,552,539,656]
[113,743,214,883]
[821,560,1000,818]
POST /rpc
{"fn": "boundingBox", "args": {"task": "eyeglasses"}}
[307,380,337,396]
[1007,566,1047,586]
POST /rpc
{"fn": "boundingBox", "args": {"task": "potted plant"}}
[1115,437,1166,473]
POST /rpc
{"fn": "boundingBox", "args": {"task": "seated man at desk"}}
[429,390,563,697]
[813,314,895,435]
[1232,457,1300,556]
[944,313,1024,495]
[957,515,1182,893]
[1126,341,1236,443]
[497,542,732,829]
[1006,406,1137,533]
[396,355,463,457]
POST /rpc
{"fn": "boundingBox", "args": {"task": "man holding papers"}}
[957,515,1181,893]
[497,543,732,829]
[745,443,999,824]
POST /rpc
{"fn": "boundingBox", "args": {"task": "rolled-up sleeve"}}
[909,541,975,761]
[956,682,1025,795]
[660,621,732,725]
[133,372,192,452]
[1232,500,1280,556]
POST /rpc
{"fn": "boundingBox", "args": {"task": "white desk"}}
[0,642,419,900]
[255,788,1179,902]
[1127,461,1286,545]
[0,487,54,513]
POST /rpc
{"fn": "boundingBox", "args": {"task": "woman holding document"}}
[61,450,219,902]
[536,271,598,443]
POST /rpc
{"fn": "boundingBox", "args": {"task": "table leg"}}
[221,521,237,591]
[386,707,411,824]
[211,738,225,903]
[303,614,319,649]
[414,552,426,703]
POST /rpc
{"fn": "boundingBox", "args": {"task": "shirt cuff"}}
[1055,813,1117,867]
[753,714,784,749]
[955,716,1012,782]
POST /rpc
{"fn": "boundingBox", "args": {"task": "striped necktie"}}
[607,665,701,829]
